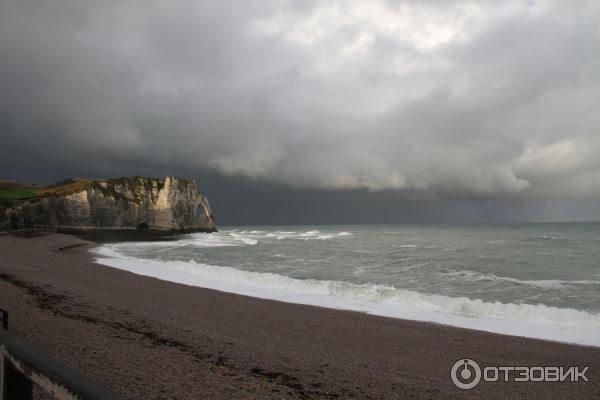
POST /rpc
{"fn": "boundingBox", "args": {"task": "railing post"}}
[0,309,7,330]
[1,309,32,399]
[2,359,32,400]
[1,354,4,400]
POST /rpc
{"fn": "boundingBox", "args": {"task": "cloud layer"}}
[1,0,599,197]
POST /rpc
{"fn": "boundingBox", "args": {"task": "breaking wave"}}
[444,270,600,289]
[93,246,600,347]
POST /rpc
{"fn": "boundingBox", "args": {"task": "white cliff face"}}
[0,176,217,232]
[155,176,173,210]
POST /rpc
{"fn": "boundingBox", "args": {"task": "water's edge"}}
[92,244,600,348]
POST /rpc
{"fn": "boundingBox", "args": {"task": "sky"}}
[1,0,600,224]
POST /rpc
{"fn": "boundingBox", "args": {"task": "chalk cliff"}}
[0,176,217,233]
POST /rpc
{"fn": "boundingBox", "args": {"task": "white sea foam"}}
[445,270,600,289]
[124,233,245,248]
[316,234,334,240]
[267,230,353,241]
[228,233,258,246]
[93,246,600,347]
[538,235,566,241]
[239,237,258,245]
[300,230,320,236]
[133,231,263,248]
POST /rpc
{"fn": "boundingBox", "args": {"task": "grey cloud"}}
[1,0,600,199]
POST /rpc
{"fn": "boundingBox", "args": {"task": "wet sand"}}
[0,232,598,399]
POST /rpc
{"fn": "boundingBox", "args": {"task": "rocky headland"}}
[0,176,217,234]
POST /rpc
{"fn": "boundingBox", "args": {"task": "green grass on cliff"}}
[0,178,99,200]
[0,176,182,203]
[0,180,39,200]
[0,188,37,200]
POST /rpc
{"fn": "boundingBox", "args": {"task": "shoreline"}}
[0,232,598,399]
[93,240,600,348]
[5,227,217,242]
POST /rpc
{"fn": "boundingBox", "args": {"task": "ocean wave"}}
[316,234,334,240]
[228,232,258,245]
[107,233,246,249]
[238,237,258,245]
[537,235,567,241]
[300,230,320,237]
[270,230,353,241]
[93,247,600,346]
[444,270,600,289]
[123,231,261,248]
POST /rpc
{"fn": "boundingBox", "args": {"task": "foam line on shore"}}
[93,246,600,347]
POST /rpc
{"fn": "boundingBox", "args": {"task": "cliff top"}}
[0,176,196,204]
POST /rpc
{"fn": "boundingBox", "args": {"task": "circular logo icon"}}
[451,358,482,390]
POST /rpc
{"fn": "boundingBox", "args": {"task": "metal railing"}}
[0,310,6,330]
[0,309,126,400]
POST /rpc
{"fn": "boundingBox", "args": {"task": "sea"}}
[93,223,600,346]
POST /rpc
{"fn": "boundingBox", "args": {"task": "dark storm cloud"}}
[1,0,600,200]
